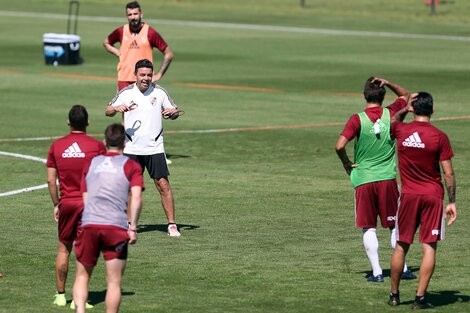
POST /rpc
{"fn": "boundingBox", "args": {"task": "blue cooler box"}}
[43,33,82,65]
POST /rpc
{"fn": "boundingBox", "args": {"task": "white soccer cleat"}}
[167,224,181,237]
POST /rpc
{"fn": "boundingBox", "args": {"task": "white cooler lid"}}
[43,33,81,43]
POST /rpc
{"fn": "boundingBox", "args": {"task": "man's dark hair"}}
[105,124,125,150]
[126,1,141,11]
[134,58,153,74]
[68,104,88,131]
[364,77,386,105]
[412,92,433,117]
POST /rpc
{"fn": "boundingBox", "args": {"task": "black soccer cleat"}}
[401,269,417,280]
[367,274,384,282]
[388,293,400,306]
[411,300,434,309]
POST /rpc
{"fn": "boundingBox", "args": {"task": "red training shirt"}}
[46,132,106,200]
[391,120,454,197]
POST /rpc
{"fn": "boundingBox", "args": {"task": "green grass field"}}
[0,1,469,312]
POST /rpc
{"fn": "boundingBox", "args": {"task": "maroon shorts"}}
[396,193,444,244]
[355,179,399,229]
[74,225,129,267]
[118,81,134,92]
[58,199,84,244]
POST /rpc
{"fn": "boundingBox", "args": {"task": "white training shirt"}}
[109,83,177,155]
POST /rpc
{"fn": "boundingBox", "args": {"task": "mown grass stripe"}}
[1,10,470,42]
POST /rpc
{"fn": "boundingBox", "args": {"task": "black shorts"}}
[125,153,170,180]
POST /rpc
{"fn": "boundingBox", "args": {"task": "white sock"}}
[363,228,382,276]
[390,228,408,272]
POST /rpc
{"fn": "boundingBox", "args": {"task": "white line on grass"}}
[0,184,48,197]
[0,151,47,163]
[1,114,469,143]
[0,136,63,142]
[1,10,470,42]
[0,151,48,197]
[0,123,339,142]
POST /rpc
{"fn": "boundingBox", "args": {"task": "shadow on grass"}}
[357,267,469,308]
[397,290,470,307]
[73,290,135,306]
[358,266,419,279]
[427,290,470,307]
[137,223,199,234]
[166,153,191,161]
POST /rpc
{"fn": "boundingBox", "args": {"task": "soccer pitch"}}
[0,1,469,312]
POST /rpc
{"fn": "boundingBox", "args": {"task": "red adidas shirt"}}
[391,120,454,196]
[341,98,406,141]
[46,132,106,199]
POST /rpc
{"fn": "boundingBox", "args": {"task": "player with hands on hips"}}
[335,77,416,283]
[103,1,174,91]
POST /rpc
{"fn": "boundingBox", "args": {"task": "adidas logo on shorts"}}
[402,132,425,148]
[62,142,85,158]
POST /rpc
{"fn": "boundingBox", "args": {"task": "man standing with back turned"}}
[388,92,457,309]
[103,1,174,91]
[73,123,144,313]
[105,59,182,237]
[47,105,105,307]
[335,77,415,282]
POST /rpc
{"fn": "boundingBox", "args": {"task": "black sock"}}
[57,291,65,294]
[390,291,399,298]
[415,295,425,303]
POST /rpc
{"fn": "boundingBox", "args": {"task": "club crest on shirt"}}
[150,97,157,106]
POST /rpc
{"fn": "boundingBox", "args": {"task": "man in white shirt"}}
[106,58,182,237]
